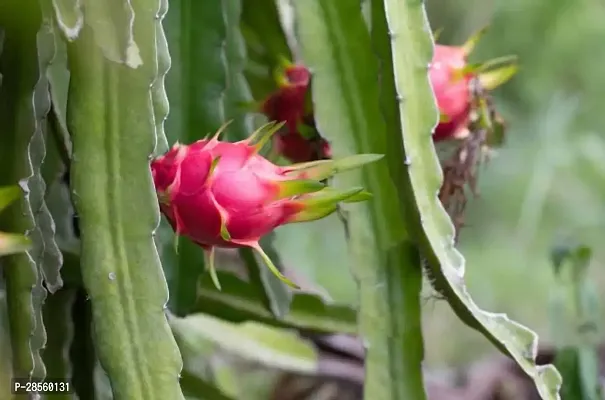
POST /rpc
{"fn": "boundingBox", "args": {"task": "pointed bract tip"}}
[433,27,444,42]
[285,153,383,181]
[205,247,222,291]
[289,204,338,224]
[310,186,373,203]
[283,159,332,173]
[342,189,373,203]
[478,64,518,91]
[461,26,489,56]
[275,179,325,200]
[287,187,370,224]
[209,120,233,142]
[296,186,366,210]
[251,243,299,289]
[471,54,518,75]
[333,153,384,173]
[246,121,286,151]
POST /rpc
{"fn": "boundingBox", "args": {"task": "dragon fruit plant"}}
[432,28,518,234]
[254,30,516,237]
[261,29,517,165]
[151,121,382,289]
[0,0,561,397]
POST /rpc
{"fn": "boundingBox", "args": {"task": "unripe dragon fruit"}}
[152,122,381,289]
[260,60,332,163]
[430,29,517,142]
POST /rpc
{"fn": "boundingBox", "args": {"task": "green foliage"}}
[194,272,357,334]
[291,1,426,398]
[170,313,318,375]
[423,0,605,369]
[0,0,574,399]
[549,242,602,400]
[375,2,561,399]
[0,0,56,384]
[61,0,184,397]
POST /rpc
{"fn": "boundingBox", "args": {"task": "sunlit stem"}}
[299,187,365,208]
[0,232,31,256]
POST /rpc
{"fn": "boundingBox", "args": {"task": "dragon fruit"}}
[430,29,518,142]
[152,122,381,289]
[261,63,309,135]
[260,61,332,163]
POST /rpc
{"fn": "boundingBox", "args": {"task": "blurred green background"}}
[274,0,605,368]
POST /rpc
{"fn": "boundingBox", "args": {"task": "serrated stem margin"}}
[379,0,562,398]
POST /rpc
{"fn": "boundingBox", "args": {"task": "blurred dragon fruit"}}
[259,60,331,163]
[432,28,518,236]
[257,29,517,161]
[430,28,517,142]
[151,122,381,289]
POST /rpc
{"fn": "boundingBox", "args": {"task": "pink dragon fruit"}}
[260,61,332,163]
[430,29,518,142]
[261,63,310,135]
[152,122,381,289]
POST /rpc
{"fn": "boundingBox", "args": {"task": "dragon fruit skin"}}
[429,30,518,142]
[430,44,473,142]
[152,123,381,288]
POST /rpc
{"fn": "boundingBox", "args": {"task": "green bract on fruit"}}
[151,122,382,289]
